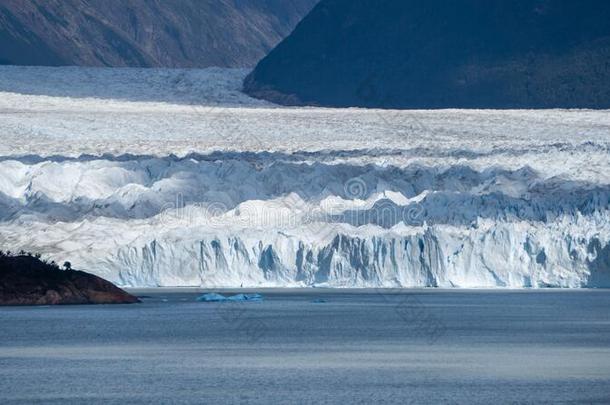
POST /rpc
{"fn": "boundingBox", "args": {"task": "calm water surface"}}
[1,289,609,404]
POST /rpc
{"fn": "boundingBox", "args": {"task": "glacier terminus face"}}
[0,66,608,288]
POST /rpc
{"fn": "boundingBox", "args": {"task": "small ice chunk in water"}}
[196,293,228,302]
[196,293,264,302]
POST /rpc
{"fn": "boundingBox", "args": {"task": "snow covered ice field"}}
[0,65,609,288]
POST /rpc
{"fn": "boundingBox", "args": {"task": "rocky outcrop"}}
[0,0,318,67]
[0,254,139,305]
[244,0,610,109]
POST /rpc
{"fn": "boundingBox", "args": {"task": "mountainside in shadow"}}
[244,0,610,109]
[0,0,318,67]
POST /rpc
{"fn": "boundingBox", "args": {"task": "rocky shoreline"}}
[0,253,139,306]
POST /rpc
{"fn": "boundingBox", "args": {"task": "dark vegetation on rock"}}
[0,250,139,306]
[244,0,610,109]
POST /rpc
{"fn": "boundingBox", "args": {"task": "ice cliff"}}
[0,67,608,288]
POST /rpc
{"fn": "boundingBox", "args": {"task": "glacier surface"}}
[0,66,608,288]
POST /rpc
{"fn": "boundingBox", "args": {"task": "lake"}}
[1,289,609,404]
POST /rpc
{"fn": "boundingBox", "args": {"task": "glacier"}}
[0,66,608,288]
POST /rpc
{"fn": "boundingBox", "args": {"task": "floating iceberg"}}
[196,293,228,302]
[196,293,264,302]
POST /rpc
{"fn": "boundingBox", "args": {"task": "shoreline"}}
[125,286,610,295]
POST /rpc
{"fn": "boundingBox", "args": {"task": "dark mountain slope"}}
[0,0,319,67]
[244,0,610,109]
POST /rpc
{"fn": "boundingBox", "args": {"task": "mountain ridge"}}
[0,0,319,67]
[244,0,610,109]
